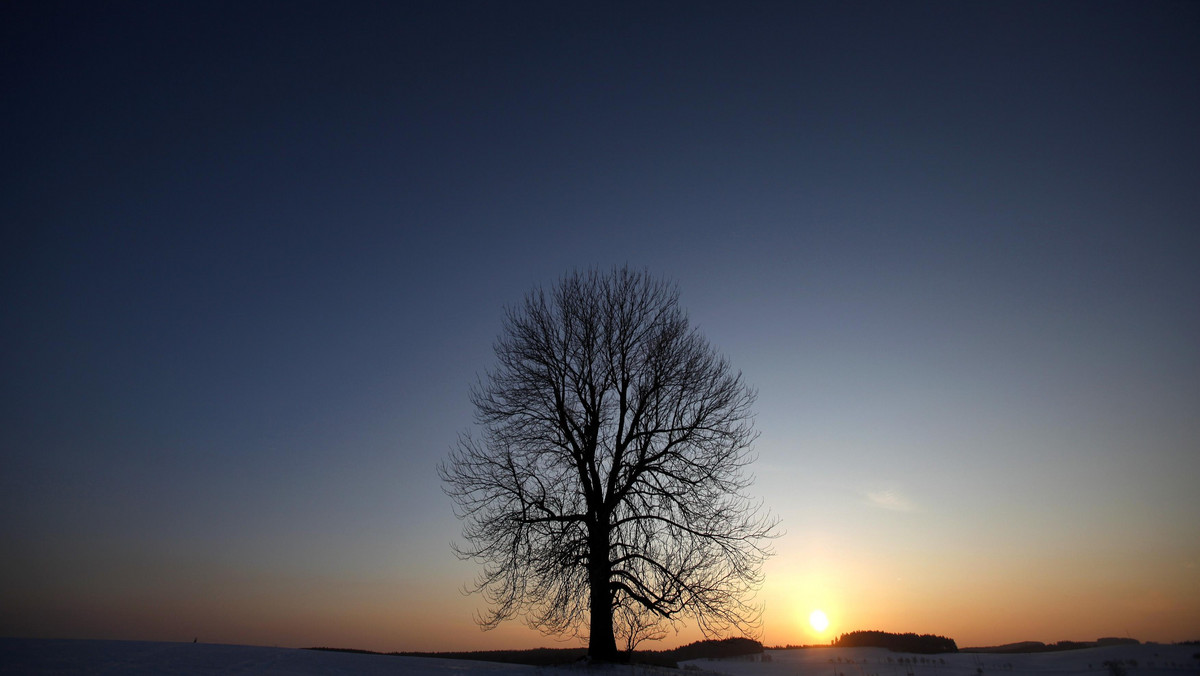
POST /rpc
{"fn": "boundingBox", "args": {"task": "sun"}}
[809,609,830,633]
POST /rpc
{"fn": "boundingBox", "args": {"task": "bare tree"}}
[614,599,668,654]
[440,267,777,663]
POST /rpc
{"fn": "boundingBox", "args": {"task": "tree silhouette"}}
[440,267,777,662]
[614,600,667,654]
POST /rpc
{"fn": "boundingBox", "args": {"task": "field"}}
[1,638,1197,675]
[684,645,1199,676]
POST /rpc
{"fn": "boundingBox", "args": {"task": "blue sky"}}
[2,1,1197,651]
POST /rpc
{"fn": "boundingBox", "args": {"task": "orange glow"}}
[809,609,829,632]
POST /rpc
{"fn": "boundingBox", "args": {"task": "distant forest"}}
[311,637,764,667]
[961,637,1142,654]
[832,631,958,654]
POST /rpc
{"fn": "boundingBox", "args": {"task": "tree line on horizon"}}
[959,637,1143,654]
[308,636,765,668]
[831,630,958,654]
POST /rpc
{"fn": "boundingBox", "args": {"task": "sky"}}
[2,0,1198,654]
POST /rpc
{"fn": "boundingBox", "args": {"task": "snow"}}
[0,638,690,675]
[682,645,1200,676]
[2,639,1197,676]
[0,639,538,675]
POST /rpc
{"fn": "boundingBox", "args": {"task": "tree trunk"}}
[587,523,619,662]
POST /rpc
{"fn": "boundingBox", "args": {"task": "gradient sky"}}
[2,0,1198,653]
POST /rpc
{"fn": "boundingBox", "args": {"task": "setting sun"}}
[809,609,829,633]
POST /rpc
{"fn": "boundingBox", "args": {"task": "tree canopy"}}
[440,267,777,661]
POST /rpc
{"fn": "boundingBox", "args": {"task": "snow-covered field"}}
[0,639,540,675]
[2,639,1197,675]
[684,645,1200,676]
[0,639,685,675]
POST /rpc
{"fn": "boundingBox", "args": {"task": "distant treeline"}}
[961,637,1141,654]
[311,636,763,667]
[308,645,587,666]
[668,637,764,662]
[391,647,590,666]
[832,631,958,654]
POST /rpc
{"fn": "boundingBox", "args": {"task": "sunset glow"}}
[2,1,1197,655]
[809,609,829,633]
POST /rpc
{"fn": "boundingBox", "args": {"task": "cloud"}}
[864,489,916,512]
